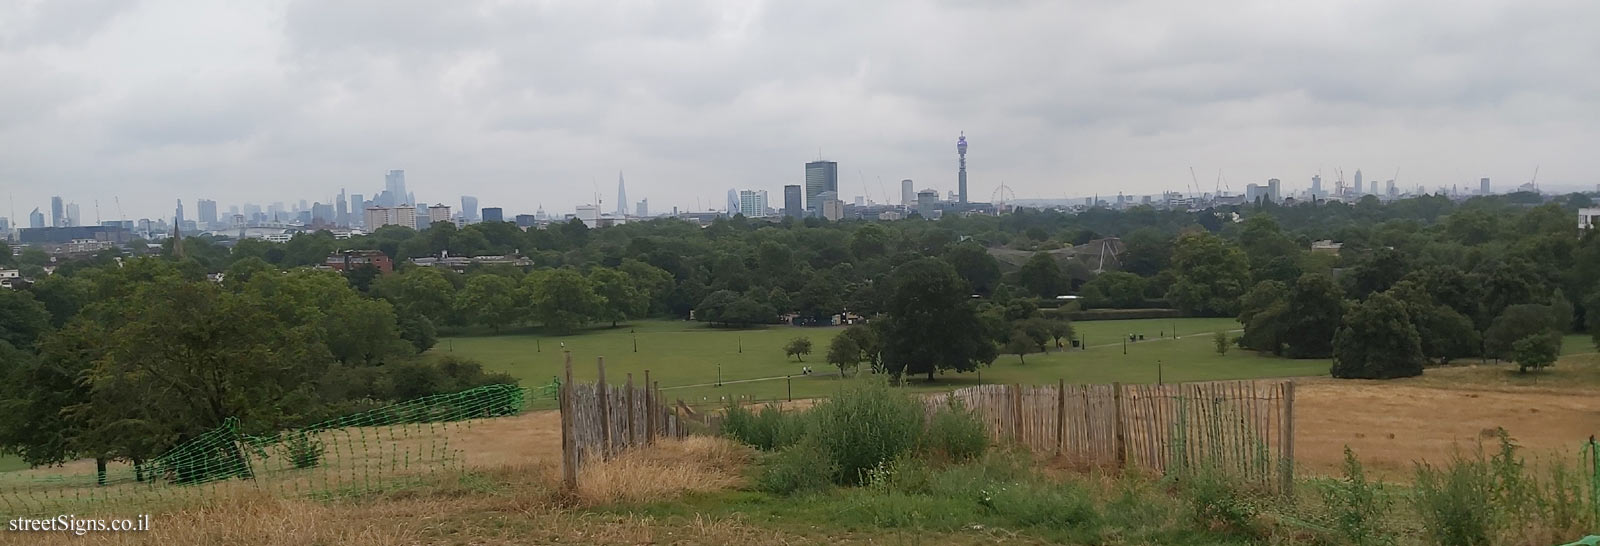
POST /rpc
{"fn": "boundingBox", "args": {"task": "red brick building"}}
[325,250,393,274]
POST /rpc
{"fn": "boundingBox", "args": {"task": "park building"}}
[1580,208,1600,232]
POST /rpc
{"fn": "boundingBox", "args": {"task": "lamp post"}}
[631,329,637,353]
[1123,334,1129,355]
[717,364,722,387]
[1157,359,1163,385]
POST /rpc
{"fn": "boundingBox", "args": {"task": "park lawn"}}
[0,455,27,472]
[432,317,1305,406]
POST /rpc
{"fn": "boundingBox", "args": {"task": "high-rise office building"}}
[616,172,628,215]
[1266,179,1281,203]
[335,191,348,226]
[198,199,218,228]
[515,214,537,228]
[818,191,844,221]
[901,179,914,206]
[916,189,938,218]
[311,202,334,225]
[636,199,649,218]
[783,185,802,218]
[1311,175,1322,197]
[50,196,63,228]
[481,207,503,223]
[65,203,80,227]
[726,189,741,214]
[384,170,407,207]
[413,204,429,229]
[738,190,769,217]
[956,133,968,204]
[348,194,364,226]
[804,160,838,214]
[460,195,479,222]
[29,208,45,228]
[1354,170,1364,195]
[1386,180,1397,198]
[1480,178,1491,195]
[175,199,185,225]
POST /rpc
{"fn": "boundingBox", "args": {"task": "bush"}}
[280,431,326,469]
[808,378,925,485]
[1316,447,1396,546]
[756,435,837,495]
[1050,308,1184,321]
[922,397,988,462]
[721,403,807,451]
[981,480,1101,535]
[1412,453,1499,546]
[1179,465,1264,538]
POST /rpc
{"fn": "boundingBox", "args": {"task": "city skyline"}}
[1,1,1598,222]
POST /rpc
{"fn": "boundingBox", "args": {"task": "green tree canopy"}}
[524,268,602,333]
[880,258,998,381]
[1166,232,1250,316]
[1331,293,1424,379]
[1281,274,1344,358]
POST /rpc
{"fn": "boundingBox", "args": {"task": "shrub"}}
[721,403,807,451]
[1179,464,1263,538]
[982,480,1101,536]
[1412,453,1499,546]
[922,397,988,462]
[756,435,837,495]
[1316,447,1396,546]
[808,378,925,485]
[280,431,326,469]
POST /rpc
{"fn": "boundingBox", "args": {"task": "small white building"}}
[1580,208,1600,232]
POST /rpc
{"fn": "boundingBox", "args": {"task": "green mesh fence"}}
[0,383,550,516]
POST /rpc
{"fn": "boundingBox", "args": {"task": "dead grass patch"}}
[573,436,753,506]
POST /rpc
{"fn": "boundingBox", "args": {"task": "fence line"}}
[558,354,689,489]
[926,380,1296,492]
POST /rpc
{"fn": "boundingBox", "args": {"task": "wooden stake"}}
[1112,382,1126,470]
[560,351,576,491]
[625,373,636,448]
[597,357,611,460]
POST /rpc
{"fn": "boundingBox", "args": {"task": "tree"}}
[1018,317,1053,351]
[619,259,675,315]
[1016,252,1067,298]
[1213,331,1230,355]
[1079,271,1146,309]
[524,269,603,333]
[1238,215,1303,283]
[694,290,740,325]
[455,274,521,333]
[1412,304,1481,364]
[1282,274,1344,358]
[0,240,10,266]
[841,323,883,372]
[720,295,775,327]
[397,314,438,353]
[1237,280,1289,354]
[589,267,646,327]
[1166,232,1250,316]
[0,289,51,350]
[1120,227,1172,277]
[1002,330,1036,364]
[1331,293,1424,379]
[1510,333,1559,373]
[1345,247,1408,300]
[784,337,813,361]
[879,258,998,381]
[943,243,1001,294]
[373,267,456,326]
[324,298,409,365]
[826,335,862,376]
[1046,317,1075,351]
[1483,304,1560,360]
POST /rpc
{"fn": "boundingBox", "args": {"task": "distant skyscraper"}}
[636,199,649,218]
[198,199,218,228]
[385,170,407,207]
[311,202,334,224]
[805,160,838,214]
[1353,170,1364,195]
[616,172,628,215]
[1480,177,1491,195]
[515,214,537,228]
[818,191,844,221]
[1386,180,1397,198]
[414,204,429,229]
[738,190,769,217]
[1266,179,1281,203]
[363,205,417,230]
[783,185,803,218]
[901,179,914,206]
[29,208,45,228]
[175,199,185,226]
[916,189,938,218]
[726,189,740,214]
[1311,175,1322,197]
[956,133,968,204]
[65,203,80,227]
[460,195,479,222]
[50,196,63,228]
[481,207,503,223]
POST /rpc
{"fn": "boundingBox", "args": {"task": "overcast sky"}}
[3,0,1598,223]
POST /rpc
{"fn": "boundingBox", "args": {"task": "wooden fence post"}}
[644,370,654,445]
[597,357,611,460]
[1112,382,1126,470]
[1010,384,1023,445]
[625,373,635,449]
[1281,381,1296,495]
[560,351,576,491]
[654,381,662,443]
[1056,379,1066,456]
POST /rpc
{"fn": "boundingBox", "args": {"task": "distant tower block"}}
[957,132,969,204]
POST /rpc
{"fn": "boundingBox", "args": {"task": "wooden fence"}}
[558,354,688,490]
[927,380,1296,492]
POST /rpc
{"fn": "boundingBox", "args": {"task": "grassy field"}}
[433,318,1328,407]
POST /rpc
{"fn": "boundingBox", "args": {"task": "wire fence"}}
[0,382,551,516]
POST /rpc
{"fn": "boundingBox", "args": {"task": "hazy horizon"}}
[3,0,1598,222]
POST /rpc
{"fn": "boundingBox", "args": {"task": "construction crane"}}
[1530,165,1540,190]
[1334,168,1346,196]
[1189,166,1202,199]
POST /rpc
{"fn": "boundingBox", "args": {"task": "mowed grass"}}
[432,317,1333,407]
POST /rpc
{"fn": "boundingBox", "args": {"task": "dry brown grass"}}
[572,436,753,506]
